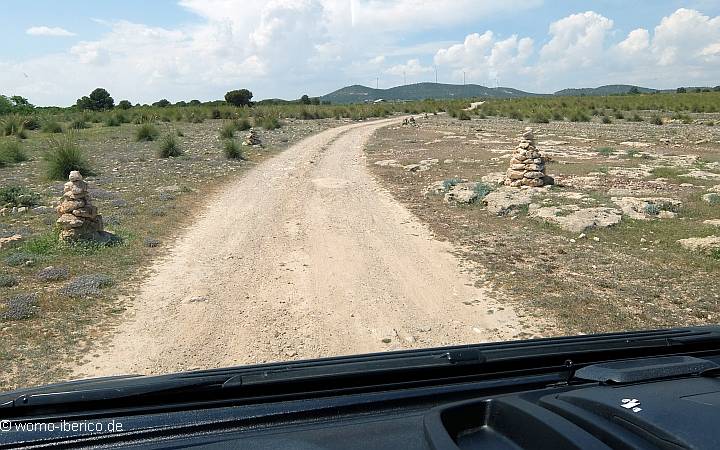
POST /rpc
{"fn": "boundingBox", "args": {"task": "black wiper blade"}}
[0,373,231,411]
[225,349,485,388]
[3,326,719,413]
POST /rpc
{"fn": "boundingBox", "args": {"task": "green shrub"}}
[628,113,643,122]
[0,140,28,166]
[442,178,463,190]
[222,139,245,160]
[219,122,235,139]
[650,115,663,125]
[257,116,281,130]
[568,109,590,122]
[457,110,471,120]
[69,118,88,129]
[644,203,660,216]
[233,118,251,131]
[1,114,27,138]
[41,119,63,133]
[43,133,92,180]
[23,117,40,130]
[530,110,550,123]
[157,133,182,158]
[601,115,612,124]
[596,146,614,156]
[473,182,494,199]
[508,109,524,121]
[104,115,121,127]
[135,123,159,142]
[0,274,18,287]
[613,111,624,119]
[0,185,40,206]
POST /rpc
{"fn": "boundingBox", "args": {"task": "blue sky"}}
[2,0,720,105]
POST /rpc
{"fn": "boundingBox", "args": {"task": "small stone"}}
[68,171,83,182]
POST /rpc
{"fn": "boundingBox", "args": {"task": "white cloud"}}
[348,0,542,32]
[385,58,433,77]
[539,11,613,69]
[26,26,76,37]
[617,28,650,55]
[651,8,720,65]
[5,4,720,105]
[433,32,534,86]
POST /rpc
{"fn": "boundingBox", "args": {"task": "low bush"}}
[219,122,236,139]
[0,185,40,206]
[223,139,245,160]
[601,116,612,124]
[0,140,28,166]
[256,116,281,130]
[69,118,88,129]
[530,110,550,123]
[41,119,63,133]
[0,293,39,320]
[0,274,18,287]
[104,115,121,127]
[157,133,182,158]
[233,118,252,131]
[135,123,159,142]
[650,115,663,125]
[628,113,644,122]
[596,146,614,156]
[43,133,93,180]
[1,114,27,138]
[58,274,113,298]
[473,182,494,199]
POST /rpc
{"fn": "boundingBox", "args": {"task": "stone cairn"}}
[242,129,261,146]
[504,127,548,188]
[56,171,111,242]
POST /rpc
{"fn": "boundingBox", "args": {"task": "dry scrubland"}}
[0,111,345,389]
[367,112,720,337]
[1,92,720,389]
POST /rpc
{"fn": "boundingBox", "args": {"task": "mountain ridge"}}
[319,82,661,104]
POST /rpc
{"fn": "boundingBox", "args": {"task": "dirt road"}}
[74,117,529,378]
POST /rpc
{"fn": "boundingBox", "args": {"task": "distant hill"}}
[320,82,543,104]
[553,84,657,96]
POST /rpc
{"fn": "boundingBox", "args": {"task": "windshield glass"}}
[1,0,719,391]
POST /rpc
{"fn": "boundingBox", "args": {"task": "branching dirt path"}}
[74,117,530,378]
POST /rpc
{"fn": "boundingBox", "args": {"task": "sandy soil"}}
[74,117,530,379]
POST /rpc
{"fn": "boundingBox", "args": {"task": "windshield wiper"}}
[2,326,719,414]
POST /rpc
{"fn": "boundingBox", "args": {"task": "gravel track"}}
[74,117,526,378]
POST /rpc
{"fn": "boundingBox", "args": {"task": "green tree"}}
[189,99,201,106]
[0,95,13,115]
[76,88,114,110]
[9,96,29,106]
[224,89,253,107]
[153,99,171,107]
[676,87,687,93]
[628,86,640,95]
[117,100,132,109]
[300,94,311,105]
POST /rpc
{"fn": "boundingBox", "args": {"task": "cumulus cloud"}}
[385,59,433,77]
[617,28,650,55]
[5,4,720,105]
[433,32,533,85]
[432,8,720,91]
[26,26,76,37]
[539,11,613,69]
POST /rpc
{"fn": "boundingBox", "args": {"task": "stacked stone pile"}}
[504,127,549,188]
[242,129,261,146]
[56,171,110,242]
